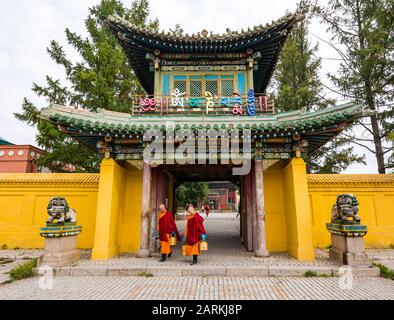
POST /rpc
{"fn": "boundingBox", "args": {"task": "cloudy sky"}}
[0,0,377,172]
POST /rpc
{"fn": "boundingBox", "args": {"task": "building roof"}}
[0,137,14,145]
[105,13,303,94]
[39,102,370,155]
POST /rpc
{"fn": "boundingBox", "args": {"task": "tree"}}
[272,0,365,173]
[315,0,394,173]
[175,182,209,210]
[15,0,159,172]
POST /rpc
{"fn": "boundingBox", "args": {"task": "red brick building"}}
[0,137,44,173]
[207,181,239,211]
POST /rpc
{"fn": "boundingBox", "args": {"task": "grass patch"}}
[304,270,333,278]
[373,263,394,280]
[319,273,332,278]
[389,244,394,249]
[304,270,318,277]
[9,259,37,281]
[1,244,8,250]
[138,271,154,278]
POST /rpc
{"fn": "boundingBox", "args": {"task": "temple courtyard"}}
[0,213,393,300]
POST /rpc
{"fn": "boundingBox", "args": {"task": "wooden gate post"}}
[137,162,152,258]
[254,159,270,257]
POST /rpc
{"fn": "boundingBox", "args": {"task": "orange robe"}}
[159,212,172,255]
[184,213,205,256]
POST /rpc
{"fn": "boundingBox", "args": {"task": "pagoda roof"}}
[39,103,370,155]
[105,13,304,94]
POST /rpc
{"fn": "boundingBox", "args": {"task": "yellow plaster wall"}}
[0,173,99,249]
[1,170,393,257]
[281,158,315,260]
[263,161,287,252]
[307,174,394,249]
[117,165,143,253]
[91,159,126,259]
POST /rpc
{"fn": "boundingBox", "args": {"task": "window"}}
[190,80,202,97]
[171,74,237,97]
[221,79,234,96]
[173,77,187,94]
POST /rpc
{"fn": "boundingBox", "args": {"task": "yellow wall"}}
[307,174,394,249]
[263,161,287,252]
[1,168,393,258]
[0,173,99,249]
[118,163,142,253]
[91,159,143,260]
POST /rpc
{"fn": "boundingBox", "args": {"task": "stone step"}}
[36,265,380,278]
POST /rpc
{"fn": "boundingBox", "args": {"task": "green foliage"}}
[15,0,159,172]
[1,244,8,250]
[272,0,365,173]
[315,0,394,173]
[304,270,318,277]
[176,182,209,209]
[374,263,394,280]
[274,1,335,112]
[9,259,38,281]
[308,137,366,173]
[138,271,154,277]
[304,270,331,277]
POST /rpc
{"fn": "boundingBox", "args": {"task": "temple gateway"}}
[38,13,371,260]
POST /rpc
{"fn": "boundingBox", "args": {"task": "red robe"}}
[186,213,206,246]
[158,211,181,241]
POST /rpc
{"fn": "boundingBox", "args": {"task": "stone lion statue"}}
[46,197,77,225]
[331,194,360,224]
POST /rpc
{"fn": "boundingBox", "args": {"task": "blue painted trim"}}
[162,74,170,95]
[174,75,188,80]
[237,74,245,95]
[204,75,218,80]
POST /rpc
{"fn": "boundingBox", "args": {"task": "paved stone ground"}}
[78,212,337,267]
[0,213,393,300]
[0,276,393,300]
[1,213,393,268]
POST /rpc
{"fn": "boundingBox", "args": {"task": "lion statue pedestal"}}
[38,197,82,268]
[326,194,370,267]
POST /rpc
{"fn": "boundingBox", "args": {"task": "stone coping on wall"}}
[0,173,392,186]
[0,173,100,186]
[307,174,394,185]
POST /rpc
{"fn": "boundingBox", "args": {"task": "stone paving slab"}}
[45,264,379,278]
[0,276,393,300]
[2,213,392,279]
[226,266,269,277]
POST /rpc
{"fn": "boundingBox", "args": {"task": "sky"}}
[0,0,378,173]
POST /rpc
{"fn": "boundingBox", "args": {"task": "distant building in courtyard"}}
[207,181,238,211]
[0,137,44,173]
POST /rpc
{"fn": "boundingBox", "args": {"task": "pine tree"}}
[272,0,365,173]
[315,0,394,173]
[15,0,159,172]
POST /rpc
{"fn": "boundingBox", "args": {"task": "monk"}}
[158,203,180,262]
[203,204,210,218]
[183,203,207,265]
